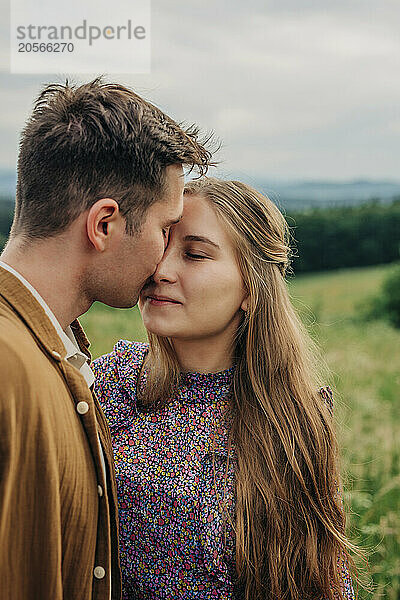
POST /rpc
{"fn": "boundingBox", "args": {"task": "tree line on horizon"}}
[0,196,399,273]
[286,197,400,273]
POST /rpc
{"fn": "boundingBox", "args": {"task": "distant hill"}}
[1,168,400,211]
[0,170,16,198]
[250,178,400,211]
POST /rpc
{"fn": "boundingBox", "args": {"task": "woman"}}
[92,178,358,600]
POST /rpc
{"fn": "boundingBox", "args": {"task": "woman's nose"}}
[152,249,178,284]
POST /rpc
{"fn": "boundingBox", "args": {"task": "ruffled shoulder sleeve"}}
[91,339,149,430]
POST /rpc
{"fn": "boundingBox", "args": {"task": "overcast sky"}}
[1,0,399,180]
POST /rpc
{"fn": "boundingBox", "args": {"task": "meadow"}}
[80,262,400,599]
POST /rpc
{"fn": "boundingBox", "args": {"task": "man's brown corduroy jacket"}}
[0,266,121,600]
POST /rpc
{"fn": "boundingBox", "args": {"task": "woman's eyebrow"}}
[183,235,220,250]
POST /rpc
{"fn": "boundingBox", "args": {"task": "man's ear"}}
[86,198,120,252]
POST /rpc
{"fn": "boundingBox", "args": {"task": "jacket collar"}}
[0,266,91,362]
[70,318,92,361]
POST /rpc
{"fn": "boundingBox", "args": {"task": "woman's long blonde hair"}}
[138,177,360,600]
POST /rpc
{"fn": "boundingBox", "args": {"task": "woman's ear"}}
[241,296,249,312]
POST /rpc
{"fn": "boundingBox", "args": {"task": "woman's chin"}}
[146,329,179,339]
[142,318,179,339]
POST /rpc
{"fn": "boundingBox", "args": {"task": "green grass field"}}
[80,263,400,599]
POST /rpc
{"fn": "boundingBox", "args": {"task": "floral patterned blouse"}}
[92,340,354,600]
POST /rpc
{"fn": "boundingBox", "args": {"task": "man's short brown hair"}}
[12,77,214,239]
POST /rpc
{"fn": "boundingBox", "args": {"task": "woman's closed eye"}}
[185,252,209,260]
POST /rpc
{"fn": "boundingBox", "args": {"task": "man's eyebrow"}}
[166,216,183,226]
[183,235,220,250]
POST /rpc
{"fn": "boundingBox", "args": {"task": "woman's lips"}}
[147,296,182,306]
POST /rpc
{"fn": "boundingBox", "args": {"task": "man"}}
[0,77,212,600]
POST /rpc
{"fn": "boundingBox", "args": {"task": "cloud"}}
[0,0,399,178]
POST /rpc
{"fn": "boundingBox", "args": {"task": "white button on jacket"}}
[94,566,106,579]
[76,401,89,415]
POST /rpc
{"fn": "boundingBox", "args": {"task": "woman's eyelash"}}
[185,253,207,260]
